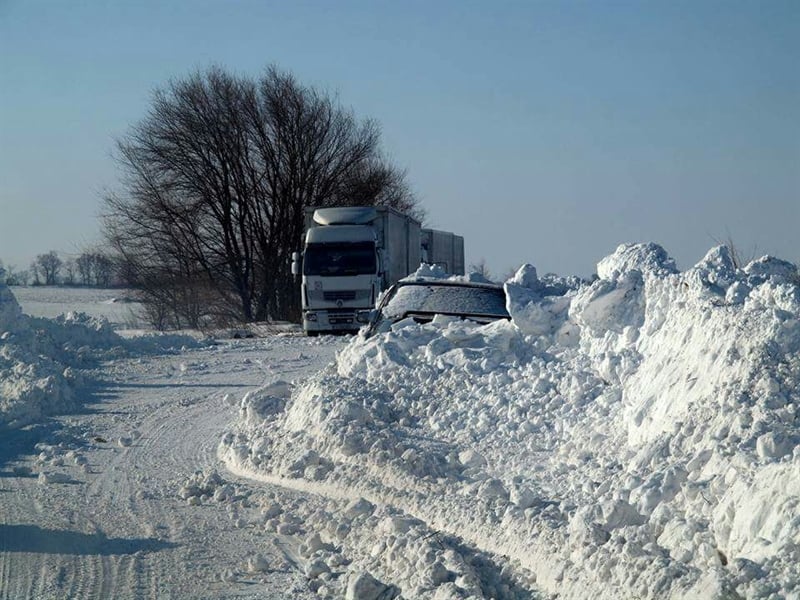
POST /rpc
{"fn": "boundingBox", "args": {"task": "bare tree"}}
[76,253,93,286]
[35,251,62,285]
[4,266,28,286]
[63,259,77,286]
[93,254,115,287]
[29,262,40,286]
[103,65,420,326]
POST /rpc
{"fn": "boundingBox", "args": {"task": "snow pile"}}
[408,263,495,285]
[1,285,104,427]
[0,282,23,329]
[0,282,201,428]
[222,244,800,599]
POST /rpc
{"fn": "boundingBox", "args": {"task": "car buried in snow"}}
[361,279,510,337]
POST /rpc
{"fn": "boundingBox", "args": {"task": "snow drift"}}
[0,282,201,428]
[222,244,800,599]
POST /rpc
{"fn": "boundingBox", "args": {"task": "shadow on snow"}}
[0,524,177,556]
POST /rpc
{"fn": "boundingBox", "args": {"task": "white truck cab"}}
[293,206,465,336]
[294,206,421,335]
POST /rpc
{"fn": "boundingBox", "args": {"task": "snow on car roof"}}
[381,280,509,321]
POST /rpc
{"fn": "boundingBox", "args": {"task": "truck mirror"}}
[291,252,301,276]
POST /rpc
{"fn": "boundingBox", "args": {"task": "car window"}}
[381,283,509,321]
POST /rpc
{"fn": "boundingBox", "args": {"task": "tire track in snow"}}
[223,461,547,597]
[0,533,9,600]
[0,475,83,600]
[0,550,14,600]
[1,337,342,599]
[78,384,252,596]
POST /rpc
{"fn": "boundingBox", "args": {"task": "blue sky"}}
[1,0,798,277]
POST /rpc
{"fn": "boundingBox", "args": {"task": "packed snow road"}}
[1,334,343,599]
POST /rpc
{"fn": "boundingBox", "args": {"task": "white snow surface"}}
[222,243,800,599]
[1,283,200,428]
[3,243,800,599]
[11,285,144,328]
[2,281,346,599]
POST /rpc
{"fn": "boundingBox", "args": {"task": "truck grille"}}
[329,315,354,325]
[323,291,357,302]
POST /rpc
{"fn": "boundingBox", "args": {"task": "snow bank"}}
[0,283,23,329]
[0,283,201,428]
[222,244,800,599]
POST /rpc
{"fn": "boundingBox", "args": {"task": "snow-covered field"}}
[11,286,143,329]
[2,244,799,599]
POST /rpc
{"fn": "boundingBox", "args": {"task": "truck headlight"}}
[355,310,372,324]
[305,312,318,322]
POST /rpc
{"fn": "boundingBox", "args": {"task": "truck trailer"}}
[421,228,465,275]
[292,206,464,335]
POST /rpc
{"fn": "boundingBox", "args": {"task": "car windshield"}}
[380,282,509,322]
[303,242,376,276]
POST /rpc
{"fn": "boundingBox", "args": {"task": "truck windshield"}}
[303,242,377,276]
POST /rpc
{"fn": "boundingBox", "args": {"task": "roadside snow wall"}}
[222,244,800,600]
[1,283,200,428]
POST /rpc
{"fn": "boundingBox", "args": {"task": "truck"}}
[421,228,465,275]
[292,206,464,335]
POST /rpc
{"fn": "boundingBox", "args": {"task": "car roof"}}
[394,279,503,290]
[366,279,509,336]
